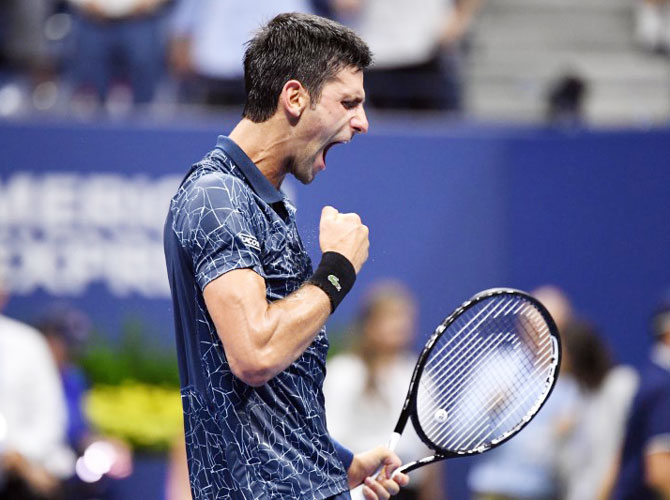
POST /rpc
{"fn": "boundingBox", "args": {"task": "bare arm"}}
[441,0,486,47]
[204,206,368,387]
[204,270,330,386]
[645,451,670,498]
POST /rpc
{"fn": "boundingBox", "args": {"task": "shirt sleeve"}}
[332,437,354,471]
[175,173,263,290]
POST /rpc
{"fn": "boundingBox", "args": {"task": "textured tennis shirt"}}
[164,136,351,499]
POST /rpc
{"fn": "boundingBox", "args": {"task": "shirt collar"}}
[215,135,284,204]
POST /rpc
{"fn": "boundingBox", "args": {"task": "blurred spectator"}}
[35,304,132,499]
[0,277,75,499]
[531,285,574,334]
[66,0,172,110]
[545,71,588,127]
[635,0,670,53]
[0,0,58,115]
[322,0,484,112]
[168,0,314,108]
[323,281,445,500]
[467,285,581,500]
[609,294,670,499]
[556,321,638,500]
[0,0,54,77]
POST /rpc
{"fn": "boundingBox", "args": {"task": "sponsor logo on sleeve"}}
[238,232,260,251]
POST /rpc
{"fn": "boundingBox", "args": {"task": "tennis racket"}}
[350,288,561,498]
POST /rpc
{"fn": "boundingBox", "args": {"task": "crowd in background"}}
[2,267,670,499]
[2,1,670,123]
[0,273,133,500]
[0,0,481,119]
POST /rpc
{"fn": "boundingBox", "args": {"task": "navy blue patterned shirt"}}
[164,136,351,499]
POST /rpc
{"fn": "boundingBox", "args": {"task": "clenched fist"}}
[319,206,369,274]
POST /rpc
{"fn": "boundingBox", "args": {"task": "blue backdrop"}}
[1,117,669,498]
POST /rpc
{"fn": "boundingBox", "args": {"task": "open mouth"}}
[323,140,348,165]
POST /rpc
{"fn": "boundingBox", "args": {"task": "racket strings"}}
[424,328,552,449]
[421,341,544,448]
[422,332,552,451]
[416,298,521,411]
[440,346,553,452]
[416,300,526,442]
[419,298,518,397]
[415,295,557,453]
[418,300,548,412]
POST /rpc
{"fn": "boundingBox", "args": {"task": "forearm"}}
[646,451,670,497]
[256,284,332,378]
[204,270,331,386]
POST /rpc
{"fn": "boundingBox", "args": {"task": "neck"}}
[229,117,294,189]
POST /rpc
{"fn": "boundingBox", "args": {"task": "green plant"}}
[78,318,180,387]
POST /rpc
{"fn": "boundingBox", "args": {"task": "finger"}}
[361,484,377,500]
[380,463,397,481]
[392,471,410,488]
[364,477,391,500]
[380,478,401,496]
[374,465,390,481]
[341,212,362,224]
[321,206,338,219]
[381,456,402,477]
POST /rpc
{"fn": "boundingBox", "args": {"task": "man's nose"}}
[351,106,369,134]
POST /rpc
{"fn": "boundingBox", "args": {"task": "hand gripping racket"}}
[350,288,561,498]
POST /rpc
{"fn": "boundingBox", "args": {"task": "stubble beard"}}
[289,156,317,185]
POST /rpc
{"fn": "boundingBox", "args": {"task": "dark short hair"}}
[242,12,372,123]
[561,320,612,391]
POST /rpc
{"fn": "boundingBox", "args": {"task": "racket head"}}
[408,288,561,458]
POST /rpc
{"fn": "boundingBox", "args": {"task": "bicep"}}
[203,268,270,358]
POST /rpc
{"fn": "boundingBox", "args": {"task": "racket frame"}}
[395,288,561,473]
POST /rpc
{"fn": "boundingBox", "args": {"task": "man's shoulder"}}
[183,159,247,191]
[0,314,52,358]
[174,160,254,210]
[0,314,42,341]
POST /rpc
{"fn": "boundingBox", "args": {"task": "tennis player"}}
[164,12,409,500]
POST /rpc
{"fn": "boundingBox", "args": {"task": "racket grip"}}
[349,432,402,500]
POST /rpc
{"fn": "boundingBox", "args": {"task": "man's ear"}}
[280,80,308,120]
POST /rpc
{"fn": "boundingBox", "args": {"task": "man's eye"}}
[342,101,357,110]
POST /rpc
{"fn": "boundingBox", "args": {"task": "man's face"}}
[291,66,368,184]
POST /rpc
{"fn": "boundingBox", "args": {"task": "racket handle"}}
[349,432,401,500]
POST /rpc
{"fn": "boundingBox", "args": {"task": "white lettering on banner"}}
[0,172,182,298]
